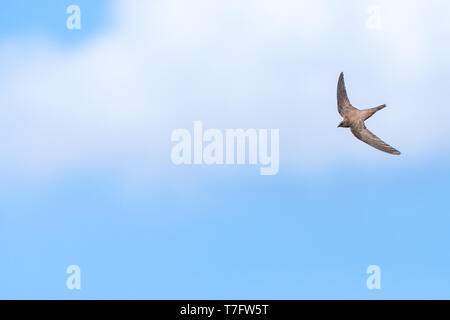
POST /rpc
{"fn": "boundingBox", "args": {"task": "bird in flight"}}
[337,72,401,155]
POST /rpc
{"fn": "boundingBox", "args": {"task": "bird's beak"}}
[337,123,342,128]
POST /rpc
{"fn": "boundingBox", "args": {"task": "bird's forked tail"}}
[361,104,386,121]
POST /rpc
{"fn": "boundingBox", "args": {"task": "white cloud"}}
[0,0,449,184]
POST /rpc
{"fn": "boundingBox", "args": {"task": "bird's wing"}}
[337,72,357,117]
[350,122,401,155]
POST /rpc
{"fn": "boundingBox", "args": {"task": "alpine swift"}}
[337,72,401,155]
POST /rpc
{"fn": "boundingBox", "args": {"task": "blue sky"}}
[0,0,110,45]
[1,0,450,299]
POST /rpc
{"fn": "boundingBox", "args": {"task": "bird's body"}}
[337,72,401,155]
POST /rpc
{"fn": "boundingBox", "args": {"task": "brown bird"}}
[337,72,401,155]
